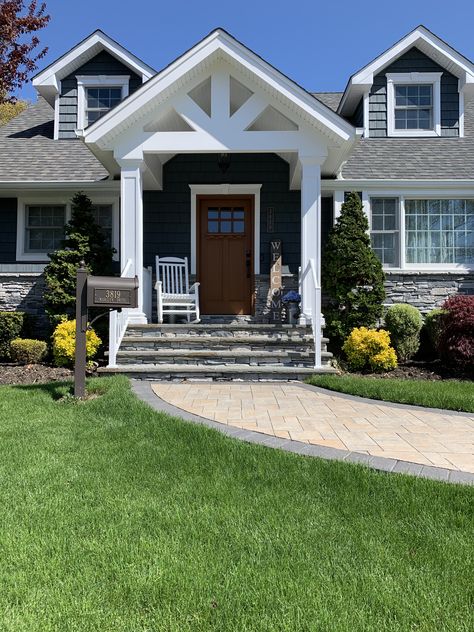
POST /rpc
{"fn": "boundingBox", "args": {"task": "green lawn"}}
[0,377,472,632]
[307,374,474,413]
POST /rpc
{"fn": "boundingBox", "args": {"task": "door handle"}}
[246,250,252,278]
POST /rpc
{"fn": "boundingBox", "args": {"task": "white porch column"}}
[119,159,147,324]
[299,155,323,323]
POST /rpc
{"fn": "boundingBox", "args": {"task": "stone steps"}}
[114,348,333,368]
[104,323,334,381]
[99,363,336,381]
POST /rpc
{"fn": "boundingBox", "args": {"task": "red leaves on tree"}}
[0,1,50,101]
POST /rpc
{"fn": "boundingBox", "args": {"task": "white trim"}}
[363,91,370,138]
[189,184,262,275]
[83,29,355,146]
[15,193,120,262]
[53,90,60,140]
[76,75,130,131]
[386,72,442,137]
[32,30,155,106]
[364,191,474,273]
[459,83,465,137]
[339,25,474,116]
[333,189,344,224]
[322,179,474,190]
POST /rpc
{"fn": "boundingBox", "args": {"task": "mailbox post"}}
[74,265,139,398]
[74,262,88,398]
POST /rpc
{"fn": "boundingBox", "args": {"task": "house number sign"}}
[93,289,132,305]
[270,239,282,322]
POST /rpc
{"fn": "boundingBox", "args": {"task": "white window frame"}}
[369,196,400,268]
[76,75,130,131]
[386,72,442,137]
[16,195,120,262]
[360,192,474,272]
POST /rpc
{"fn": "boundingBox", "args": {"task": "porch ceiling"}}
[81,29,358,189]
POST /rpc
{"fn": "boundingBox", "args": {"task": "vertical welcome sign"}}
[270,240,282,322]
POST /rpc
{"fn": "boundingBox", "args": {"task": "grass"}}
[307,374,474,413]
[0,376,472,632]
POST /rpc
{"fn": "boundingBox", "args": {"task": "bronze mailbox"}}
[86,275,139,308]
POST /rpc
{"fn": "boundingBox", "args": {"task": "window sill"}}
[389,130,440,138]
[384,267,474,275]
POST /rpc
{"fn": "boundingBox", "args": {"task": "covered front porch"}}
[82,29,357,371]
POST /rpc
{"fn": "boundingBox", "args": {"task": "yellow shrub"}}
[52,319,101,367]
[343,327,397,372]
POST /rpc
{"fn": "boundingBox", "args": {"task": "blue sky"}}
[21,0,474,101]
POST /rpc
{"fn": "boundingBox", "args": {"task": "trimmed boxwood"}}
[0,312,28,360]
[384,304,423,362]
[10,338,48,365]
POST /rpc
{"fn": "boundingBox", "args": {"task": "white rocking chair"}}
[155,256,200,323]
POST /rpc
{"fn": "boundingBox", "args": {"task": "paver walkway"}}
[151,382,474,474]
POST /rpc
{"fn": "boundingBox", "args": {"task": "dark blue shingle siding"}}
[58,50,143,139]
[0,198,17,264]
[369,46,459,137]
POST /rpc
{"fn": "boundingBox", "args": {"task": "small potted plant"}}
[282,291,301,325]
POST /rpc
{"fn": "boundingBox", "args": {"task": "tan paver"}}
[151,383,474,474]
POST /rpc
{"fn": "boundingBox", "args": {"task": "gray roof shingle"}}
[0,98,109,182]
[312,92,343,112]
[341,95,474,180]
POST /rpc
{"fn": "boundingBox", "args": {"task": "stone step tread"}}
[127,323,313,331]
[122,335,325,345]
[116,349,332,358]
[99,364,336,375]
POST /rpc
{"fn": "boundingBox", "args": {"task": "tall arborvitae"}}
[322,192,386,349]
[44,192,115,322]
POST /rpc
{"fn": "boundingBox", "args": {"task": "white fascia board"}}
[33,30,155,104]
[339,26,474,116]
[84,29,355,147]
[0,180,119,191]
[321,178,474,191]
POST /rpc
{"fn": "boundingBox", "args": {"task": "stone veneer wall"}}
[0,274,49,332]
[1,272,473,327]
[384,272,474,313]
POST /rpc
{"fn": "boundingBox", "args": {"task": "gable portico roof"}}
[339,25,474,116]
[83,28,356,149]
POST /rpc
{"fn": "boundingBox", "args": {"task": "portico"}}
[82,29,357,368]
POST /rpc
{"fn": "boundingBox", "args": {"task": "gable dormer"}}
[339,25,474,138]
[32,30,155,139]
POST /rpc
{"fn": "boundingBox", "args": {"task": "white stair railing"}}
[108,258,133,368]
[299,259,322,369]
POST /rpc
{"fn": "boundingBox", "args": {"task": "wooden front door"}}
[198,196,254,314]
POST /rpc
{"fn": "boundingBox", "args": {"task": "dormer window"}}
[386,72,442,137]
[76,75,129,130]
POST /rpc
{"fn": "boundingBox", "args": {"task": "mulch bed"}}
[0,363,73,385]
[349,361,472,381]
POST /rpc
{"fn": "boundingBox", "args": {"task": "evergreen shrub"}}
[384,304,423,362]
[343,327,397,372]
[52,319,101,367]
[0,311,28,359]
[44,192,115,323]
[322,192,385,349]
[10,338,47,364]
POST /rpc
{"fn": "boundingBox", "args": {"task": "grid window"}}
[405,199,474,265]
[85,88,122,126]
[207,208,245,234]
[25,205,66,253]
[394,84,433,130]
[370,198,399,266]
[91,204,113,246]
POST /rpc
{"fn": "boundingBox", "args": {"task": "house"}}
[0,25,473,377]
